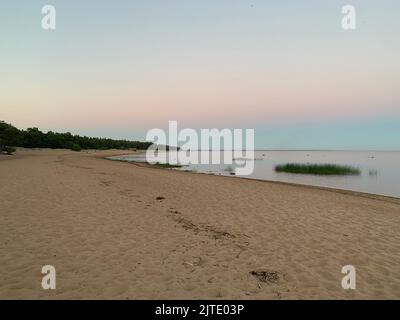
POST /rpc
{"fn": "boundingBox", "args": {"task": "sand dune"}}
[1,149,400,299]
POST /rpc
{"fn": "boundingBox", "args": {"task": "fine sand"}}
[1,148,400,299]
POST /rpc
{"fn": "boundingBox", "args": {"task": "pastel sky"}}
[1,0,399,149]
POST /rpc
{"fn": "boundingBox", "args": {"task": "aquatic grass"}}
[224,165,235,173]
[275,163,360,175]
[368,169,378,176]
[151,162,183,169]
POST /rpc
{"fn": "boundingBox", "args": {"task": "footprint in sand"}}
[99,180,114,187]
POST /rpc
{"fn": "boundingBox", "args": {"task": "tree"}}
[0,121,22,152]
[0,120,153,151]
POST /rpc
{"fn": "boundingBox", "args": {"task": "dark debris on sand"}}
[250,270,280,284]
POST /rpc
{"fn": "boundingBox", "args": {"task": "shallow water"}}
[110,151,400,198]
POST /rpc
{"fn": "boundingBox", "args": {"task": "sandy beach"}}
[1,148,400,299]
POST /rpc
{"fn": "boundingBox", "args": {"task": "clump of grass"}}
[250,270,280,284]
[151,162,183,169]
[275,163,360,175]
[369,169,378,176]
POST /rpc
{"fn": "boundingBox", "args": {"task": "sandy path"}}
[1,149,400,299]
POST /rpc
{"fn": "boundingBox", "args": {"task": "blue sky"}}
[1,1,399,149]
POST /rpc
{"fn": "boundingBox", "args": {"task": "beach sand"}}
[1,148,400,299]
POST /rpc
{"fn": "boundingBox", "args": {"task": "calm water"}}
[110,151,400,198]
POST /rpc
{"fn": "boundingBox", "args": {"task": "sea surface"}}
[109,151,400,198]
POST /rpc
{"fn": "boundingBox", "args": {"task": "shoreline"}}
[104,152,400,204]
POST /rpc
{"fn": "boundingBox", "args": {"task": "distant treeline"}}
[0,120,152,152]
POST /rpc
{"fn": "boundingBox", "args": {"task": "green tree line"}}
[0,120,152,152]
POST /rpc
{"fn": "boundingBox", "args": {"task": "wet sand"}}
[1,148,400,299]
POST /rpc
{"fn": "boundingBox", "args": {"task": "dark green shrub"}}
[71,144,81,152]
[5,146,16,154]
[1,146,16,155]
